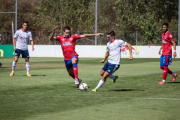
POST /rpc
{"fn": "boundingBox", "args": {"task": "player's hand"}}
[14,46,16,50]
[53,26,58,33]
[173,52,177,58]
[158,50,161,55]
[129,54,133,60]
[96,33,104,36]
[32,46,34,51]
[100,59,105,63]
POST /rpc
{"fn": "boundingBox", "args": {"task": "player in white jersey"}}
[92,31,133,92]
[10,21,34,77]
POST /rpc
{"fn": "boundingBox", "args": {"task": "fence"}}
[0,31,178,45]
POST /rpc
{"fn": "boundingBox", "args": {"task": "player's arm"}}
[12,37,16,50]
[125,43,133,60]
[171,40,176,58]
[80,33,104,38]
[30,40,34,51]
[100,52,109,63]
[159,45,163,55]
[50,26,58,41]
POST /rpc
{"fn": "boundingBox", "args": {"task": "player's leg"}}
[22,50,31,76]
[71,57,78,80]
[92,63,119,92]
[68,68,75,79]
[10,49,20,76]
[158,55,168,84]
[71,56,82,85]
[100,63,118,82]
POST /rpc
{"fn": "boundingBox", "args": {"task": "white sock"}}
[26,62,30,74]
[162,80,165,82]
[108,74,115,79]
[96,80,105,89]
[12,61,17,72]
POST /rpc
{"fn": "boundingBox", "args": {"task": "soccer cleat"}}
[158,81,165,84]
[10,72,14,77]
[75,79,82,88]
[172,73,178,82]
[113,76,118,83]
[26,73,31,77]
[92,88,98,92]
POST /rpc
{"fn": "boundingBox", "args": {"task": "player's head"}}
[63,26,71,37]
[22,21,28,31]
[162,23,168,32]
[107,31,115,41]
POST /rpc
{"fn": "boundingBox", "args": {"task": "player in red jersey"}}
[50,26,103,87]
[158,23,178,84]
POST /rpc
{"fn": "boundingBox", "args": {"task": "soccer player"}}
[92,31,133,92]
[0,33,2,44]
[10,21,34,77]
[50,26,103,87]
[158,23,178,84]
[0,33,2,67]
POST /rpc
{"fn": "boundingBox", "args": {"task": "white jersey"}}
[14,29,33,50]
[107,39,127,65]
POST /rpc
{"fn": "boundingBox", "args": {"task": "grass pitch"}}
[0,57,180,120]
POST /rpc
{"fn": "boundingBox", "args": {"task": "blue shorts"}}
[64,56,79,71]
[14,49,30,58]
[102,62,120,75]
[160,55,172,67]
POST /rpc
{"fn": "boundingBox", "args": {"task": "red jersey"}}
[56,34,81,60]
[161,31,174,55]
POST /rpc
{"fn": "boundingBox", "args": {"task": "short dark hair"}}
[107,31,115,36]
[63,26,71,32]
[163,23,168,28]
[22,21,28,25]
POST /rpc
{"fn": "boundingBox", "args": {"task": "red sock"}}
[162,67,168,80]
[73,64,78,79]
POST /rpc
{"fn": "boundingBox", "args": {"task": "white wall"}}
[28,45,180,58]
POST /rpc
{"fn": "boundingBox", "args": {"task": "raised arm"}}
[171,41,176,58]
[50,26,58,41]
[100,52,109,63]
[80,33,104,38]
[125,43,133,60]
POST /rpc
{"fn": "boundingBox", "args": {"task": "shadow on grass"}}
[22,75,46,76]
[166,82,180,84]
[109,89,145,92]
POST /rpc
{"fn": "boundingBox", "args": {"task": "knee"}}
[14,60,18,62]
[100,73,103,76]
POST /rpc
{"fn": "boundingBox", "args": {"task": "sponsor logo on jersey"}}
[162,40,167,43]
[69,38,72,41]
[63,42,72,46]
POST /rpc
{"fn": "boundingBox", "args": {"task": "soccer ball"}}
[79,83,88,91]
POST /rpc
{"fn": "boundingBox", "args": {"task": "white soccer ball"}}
[79,83,88,91]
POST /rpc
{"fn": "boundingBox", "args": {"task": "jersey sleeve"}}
[118,40,127,47]
[169,33,174,41]
[29,32,33,40]
[13,31,19,38]
[74,34,81,40]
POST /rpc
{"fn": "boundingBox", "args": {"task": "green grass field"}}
[0,57,180,120]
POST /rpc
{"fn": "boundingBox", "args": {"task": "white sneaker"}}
[75,79,82,88]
